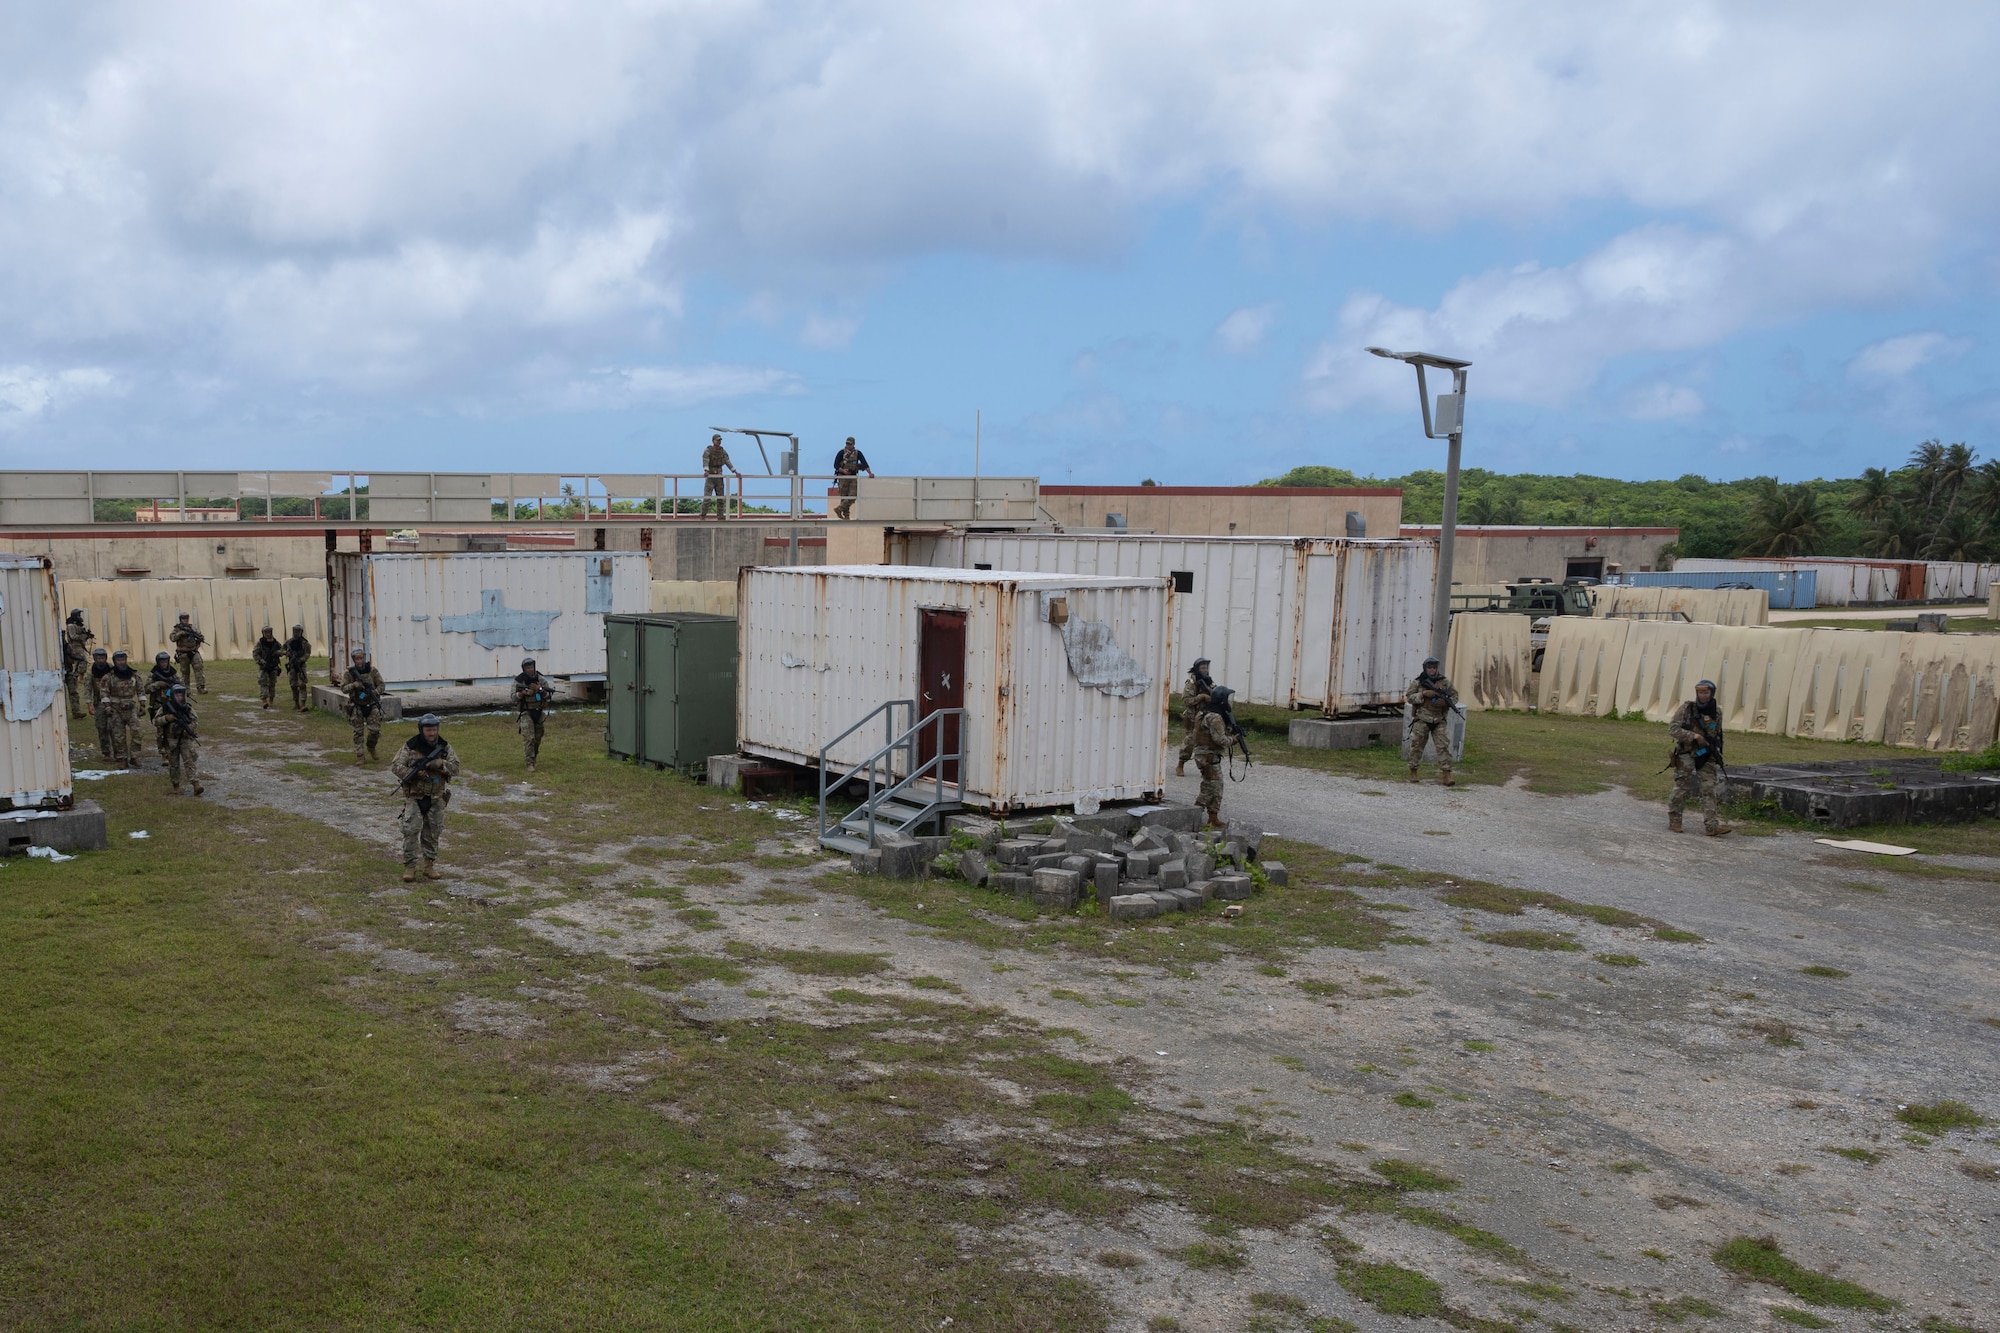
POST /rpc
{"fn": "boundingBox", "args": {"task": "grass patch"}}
[732,945,889,977]
[1745,1019,1802,1047]
[1480,929,1581,952]
[1896,1100,1988,1134]
[1649,1295,1724,1322]
[1439,880,1653,929]
[1594,953,1645,968]
[1337,1262,1443,1317]
[1961,1161,2000,1182]
[1607,1160,1651,1174]
[1821,1146,1884,1165]
[1296,979,1344,998]
[1770,1307,1834,1328]
[1371,1159,1458,1191]
[1653,927,1704,943]
[1397,1206,1522,1263]
[638,953,751,989]
[1248,1291,1308,1314]
[1095,1249,1143,1269]
[1462,1039,1494,1052]
[1712,1235,1896,1311]
[904,975,962,992]
[1172,1239,1248,1271]
[1392,1092,1435,1109]
[1799,965,1851,979]
[676,864,743,886]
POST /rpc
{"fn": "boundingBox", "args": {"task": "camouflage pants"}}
[1177,712,1200,764]
[66,663,88,717]
[519,711,545,766]
[700,474,728,517]
[175,650,206,692]
[162,732,200,790]
[287,665,311,709]
[398,796,447,865]
[258,668,280,704]
[105,702,139,764]
[93,701,112,757]
[834,476,858,519]
[351,705,383,758]
[1408,717,1452,772]
[1196,755,1223,824]
[1669,756,1721,829]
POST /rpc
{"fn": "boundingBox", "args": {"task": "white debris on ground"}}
[27,846,75,862]
[128,831,149,839]
[71,770,129,781]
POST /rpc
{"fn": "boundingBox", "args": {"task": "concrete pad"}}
[1288,716,1395,750]
[706,753,752,791]
[0,801,109,854]
[313,684,405,721]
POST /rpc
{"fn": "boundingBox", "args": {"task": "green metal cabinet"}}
[604,613,738,774]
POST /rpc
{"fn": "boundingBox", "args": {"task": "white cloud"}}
[1214,304,1275,354]
[556,364,803,412]
[0,365,117,428]
[800,315,860,350]
[3,1,2000,432]
[1627,383,1705,420]
[1846,331,1969,380]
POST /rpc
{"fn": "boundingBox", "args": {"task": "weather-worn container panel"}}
[605,613,738,774]
[893,534,1435,715]
[0,556,72,806]
[327,552,651,686]
[736,565,1172,812]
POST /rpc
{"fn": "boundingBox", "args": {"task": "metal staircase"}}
[818,700,966,855]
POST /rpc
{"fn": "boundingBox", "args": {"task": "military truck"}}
[1449,578,1596,670]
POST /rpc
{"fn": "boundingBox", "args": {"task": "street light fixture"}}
[1366,346,1472,663]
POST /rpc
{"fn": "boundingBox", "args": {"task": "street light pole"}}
[1366,347,1472,663]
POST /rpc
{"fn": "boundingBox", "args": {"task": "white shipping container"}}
[890,533,1436,714]
[327,551,651,686]
[737,565,1174,812]
[0,555,72,807]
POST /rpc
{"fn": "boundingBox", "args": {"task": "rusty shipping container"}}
[889,533,1436,714]
[328,551,651,686]
[0,555,73,807]
[737,565,1174,812]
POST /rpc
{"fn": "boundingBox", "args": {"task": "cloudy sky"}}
[3,1,1996,484]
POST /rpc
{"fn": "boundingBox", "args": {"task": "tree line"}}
[1262,441,1995,561]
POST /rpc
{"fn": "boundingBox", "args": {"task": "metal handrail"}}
[818,703,967,846]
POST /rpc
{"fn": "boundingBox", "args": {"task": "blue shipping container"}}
[1610,569,1816,610]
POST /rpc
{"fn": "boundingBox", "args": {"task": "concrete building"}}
[1399,525,1679,585]
[1038,485,1404,538]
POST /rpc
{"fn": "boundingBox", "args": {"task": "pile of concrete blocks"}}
[845,807,1288,922]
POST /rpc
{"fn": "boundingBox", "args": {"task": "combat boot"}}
[367,740,379,761]
[192,780,204,797]
[402,865,417,883]
[1175,761,1186,777]
[169,783,181,795]
[422,860,442,881]
[1438,770,1455,787]
[1668,812,1683,833]
[526,759,537,773]
[1705,824,1733,837]
[354,754,366,766]
[1407,767,1421,783]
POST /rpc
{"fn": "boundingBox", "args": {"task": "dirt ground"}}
[63,681,2000,1332]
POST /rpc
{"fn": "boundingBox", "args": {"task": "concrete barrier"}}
[1883,635,2000,751]
[1445,612,1534,710]
[1706,626,1810,735]
[1537,617,1630,716]
[60,576,331,663]
[651,579,737,616]
[280,576,331,650]
[1785,629,1911,743]
[1613,621,1715,722]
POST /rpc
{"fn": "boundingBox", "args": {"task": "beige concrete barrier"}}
[59,577,330,663]
[1990,585,2000,619]
[1536,618,1631,716]
[1784,628,1911,743]
[650,579,737,616]
[1613,621,1715,721]
[1662,586,1768,627]
[1706,626,1810,734]
[1882,635,2000,751]
[1595,585,1665,618]
[1445,613,1534,710]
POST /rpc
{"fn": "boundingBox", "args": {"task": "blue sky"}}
[4,3,1997,486]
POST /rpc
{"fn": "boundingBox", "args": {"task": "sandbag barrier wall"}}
[59,577,331,664]
[1534,617,2000,751]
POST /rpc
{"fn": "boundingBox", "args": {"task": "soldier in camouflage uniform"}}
[391,713,460,882]
[1667,679,1732,836]
[1174,656,1213,775]
[343,647,387,764]
[832,437,874,520]
[169,612,207,693]
[63,609,95,718]
[1406,655,1459,787]
[699,434,738,519]
[1191,685,1235,829]
[86,648,112,758]
[251,626,283,707]
[101,650,142,768]
[283,623,314,711]
[512,656,555,771]
[158,682,205,796]
[145,651,179,747]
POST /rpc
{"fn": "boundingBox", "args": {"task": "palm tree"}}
[1909,439,1948,513]
[1927,508,1990,562]
[1846,467,1896,522]
[1739,479,1826,557]
[1925,442,1980,547]
[1861,502,1925,557]
[1465,491,1497,524]
[1966,459,2000,526]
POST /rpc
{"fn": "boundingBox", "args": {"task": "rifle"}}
[161,699,197,742]
[1215,705,1253,779]
[346,674,379,714]
[399,739,450,793]
[517,675,557,713]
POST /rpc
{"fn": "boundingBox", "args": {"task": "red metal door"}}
[918,609,966,783]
